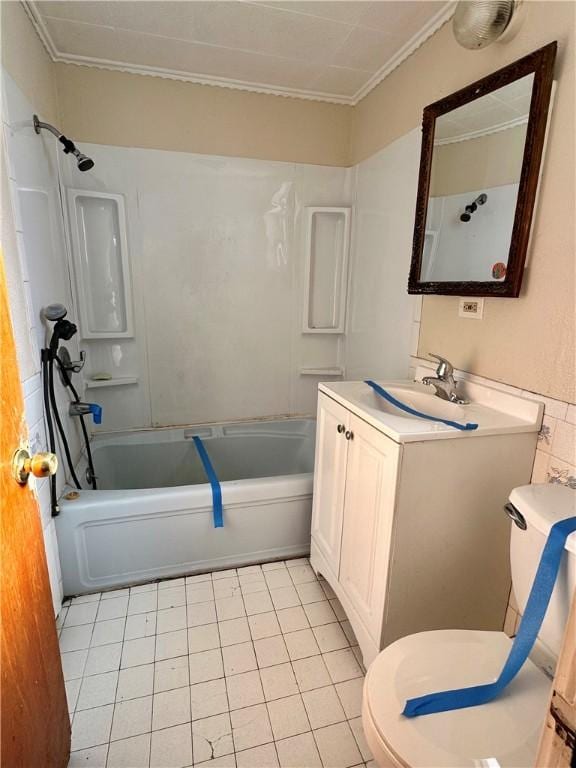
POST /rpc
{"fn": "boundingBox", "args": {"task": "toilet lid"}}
[364,630,551,768]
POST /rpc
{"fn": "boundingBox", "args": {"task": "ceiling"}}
[435,74,533,142]
[25,0,453,104]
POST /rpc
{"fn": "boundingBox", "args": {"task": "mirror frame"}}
[407,42,557,298]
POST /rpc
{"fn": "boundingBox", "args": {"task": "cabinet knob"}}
[337,424,345,434]
[345,430,354,441]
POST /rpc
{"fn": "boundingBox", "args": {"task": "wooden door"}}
[339,414,399,644]
[0,253,70,767]
[311,394,350,577]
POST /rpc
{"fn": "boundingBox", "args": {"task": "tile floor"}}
[58,559,376,768]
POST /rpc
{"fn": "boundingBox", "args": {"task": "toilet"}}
[362,484,576,768]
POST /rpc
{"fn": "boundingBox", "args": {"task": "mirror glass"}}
[420,73,534,283]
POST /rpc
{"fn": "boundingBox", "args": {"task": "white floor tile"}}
[349,715,373,762]
[253,636,289,668]
[186,572,212,584]
[90,618,125,647]
[267,694,310,740]
[102,588,129,600]
[313,623,349,653]
[264,569,293,589]
[243,591,274,616]
[330,598,347,621]
[158,586,186,610]
[121,637,155,669]
[270,587,300,610]
[231,703,273,752]
[157,606,187,635]
[196,754,236,768]
[226,669,264,710]
[296,582,326,605]
[323,650,363,684]
[62,649,88,680]
[188,623,221,654]
[71,704,113,751]
[236,742,279,768]
[68,744,108,767]
[130,582,157,594]
[124,612,157,640]
[96,597,128,622]
[248,612,281,641]
[155,629,188,662]
[288,565,317,585]
[276,606,309,634]
[187,600,217,627]
[107,733,151,768]
[219,617,251,646]
[159,577,185,590]
[189,648,224,685]
[314,721,362,768]
[216,597,246,622]
[259,663,299,702]
[64,603,98,627]
[190,678,229,720]
[116,664,154,702]
[302,685,346,729]
[150,722,193,768]
[77,671,118,711]
[261,561,286,571]
[154,655,189,693]
[212,569,237,580]
[303,601,337,627]
[284,629,320,661]
[222,641,258,676]
[320,581,336,600]
[275,731,321,768]
[111,695,152,741]
[335,678,363,719]
[193,712,233,762]
[214,577,241,599]
[152,686,191,731]
[292,656,332,693]
[65,678,82,713]
[285,559,309,568]
[60,624,94,652]
[85,643,122,676]
[186,583,215,604]
[128,592,157,616]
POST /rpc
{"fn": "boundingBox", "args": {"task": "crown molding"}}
[23,0,455,107]
[434,114,529,145]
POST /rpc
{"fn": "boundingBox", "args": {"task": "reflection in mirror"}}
[421,74,534,283]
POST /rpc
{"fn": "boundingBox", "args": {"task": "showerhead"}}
[42,303,68,322]
[42,304,77,352]
[75,152,95,172]
[460,193,488,222]
[33,114,95,173]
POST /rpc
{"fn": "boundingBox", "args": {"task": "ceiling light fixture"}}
[453,0,523,50]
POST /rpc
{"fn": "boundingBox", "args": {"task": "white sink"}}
[319,379,543,443]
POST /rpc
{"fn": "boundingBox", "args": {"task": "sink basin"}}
[319,379,543,443]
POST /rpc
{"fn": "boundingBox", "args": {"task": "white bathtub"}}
[56,418,315,596]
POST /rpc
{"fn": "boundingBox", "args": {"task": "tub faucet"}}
[69,402,102,424]
[422,354,468,404]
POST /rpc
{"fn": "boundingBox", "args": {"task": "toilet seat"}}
[363,629,552,768]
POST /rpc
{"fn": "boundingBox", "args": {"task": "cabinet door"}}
[311,394,350,575]
[339,414,399,643]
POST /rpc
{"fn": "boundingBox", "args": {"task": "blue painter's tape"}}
[365,380,478,432]
[403,514,576,717]
[192,435,223,528]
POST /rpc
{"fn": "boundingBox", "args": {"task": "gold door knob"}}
[12,449,58,485]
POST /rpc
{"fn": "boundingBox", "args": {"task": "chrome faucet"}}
[422,354,468,404]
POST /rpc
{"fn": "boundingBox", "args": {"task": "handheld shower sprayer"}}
[42,303,77,352]
[33,115,95,172]
[460,193,488,222]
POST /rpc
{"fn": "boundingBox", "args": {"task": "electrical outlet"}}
[458,298,484,319]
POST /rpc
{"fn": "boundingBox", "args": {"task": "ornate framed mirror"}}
[408,42,557,297]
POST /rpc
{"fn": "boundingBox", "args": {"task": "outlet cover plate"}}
[459,298,484,319]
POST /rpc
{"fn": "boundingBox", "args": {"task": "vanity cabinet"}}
[310,387,540,667]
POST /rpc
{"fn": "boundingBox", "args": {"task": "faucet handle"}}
[428,353,454,379]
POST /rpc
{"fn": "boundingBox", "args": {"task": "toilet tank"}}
[509,484,576,660]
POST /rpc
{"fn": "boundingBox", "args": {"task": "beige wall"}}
[430,124,526,197]
[352,2,575,403]
[55,64,351,167]
[1,2,60,125]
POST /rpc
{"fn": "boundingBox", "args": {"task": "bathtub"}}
[56,418,315,596]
